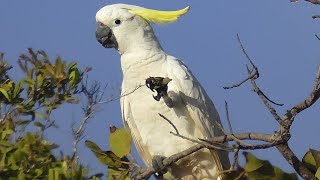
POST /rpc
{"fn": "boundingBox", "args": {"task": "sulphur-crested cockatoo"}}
[95,4,229,179]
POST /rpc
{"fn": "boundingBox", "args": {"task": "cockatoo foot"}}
[145,77,173,108]
[152,155,167,179]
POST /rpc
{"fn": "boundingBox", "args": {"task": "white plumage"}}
[96,4,229,179]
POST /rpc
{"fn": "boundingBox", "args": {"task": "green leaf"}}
[85,140,122,167]
[64,96,79,104]
[310,149,320,168]
[35,168,43,178]
[0,88,10,101]
[34,121,45,131]
[48,169,54,180]
[243,152,265,172]
[316,167,320,179]
[302,149,320,172]
[108,168,131,180]
[88,173,104,179]
[68,63,80,87]
[45,63,55,76]
[55,56,63,76]
[13,80,24,98]
[2,80,13,90]
[109,127,131,158]
[3,129,13,136]
[273,167,298,180]
[85,140,103,153]
[243,152,274,179]
[102,151,123,167]
[37,73,44,86]
[15,120,32,126]
[18,172,26,180]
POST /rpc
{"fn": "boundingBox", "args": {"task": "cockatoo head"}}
[95,4,189,54]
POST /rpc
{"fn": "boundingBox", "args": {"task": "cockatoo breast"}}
[120,52,204,157]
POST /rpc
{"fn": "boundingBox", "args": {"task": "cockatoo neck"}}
[119,25,166,71]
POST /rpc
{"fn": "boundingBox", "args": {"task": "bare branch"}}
[135,35,320,180]
[72,80,104,158]
[170,132,232,151]
[249,73,283,123]
[313,65,320,92]
[280,65,320,129]
[235,35,284,122]
[208,132,274,143]
[135,131,280,179]
[214,120,253,147]
[134,144,204,180]
[305,0,320,5]
[232,35,319,179]
[312,15,320,19]
[276,143,317,180]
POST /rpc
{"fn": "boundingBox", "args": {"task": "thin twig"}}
[237,34,256,70]
[159,113,179,135]
[225,101,234,134]
[223,34,259,89]
[223,73,256,89]
[99,84,144,104]
[231,147,240,170]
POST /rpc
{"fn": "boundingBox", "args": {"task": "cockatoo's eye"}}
[114,19,121,25]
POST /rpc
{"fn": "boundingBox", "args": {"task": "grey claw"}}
[152,155,167,178]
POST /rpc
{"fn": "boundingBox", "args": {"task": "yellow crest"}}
[128,6,190,24]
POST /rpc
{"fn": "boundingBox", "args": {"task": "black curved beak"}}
[96,25,118,48]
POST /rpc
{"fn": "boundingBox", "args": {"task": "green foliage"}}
[86,127,132,180]
[0,50,101,179]
[223,152,298,180]
[0,49,82,134]
[0,132,88,179]
[17,48,81,115]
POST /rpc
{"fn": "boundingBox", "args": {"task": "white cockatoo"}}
[95,4,229,179]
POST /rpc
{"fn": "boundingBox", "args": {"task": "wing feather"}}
[166,56,230,170]
[120,85,153,166]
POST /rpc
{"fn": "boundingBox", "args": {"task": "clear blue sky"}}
[1,0,320,178]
